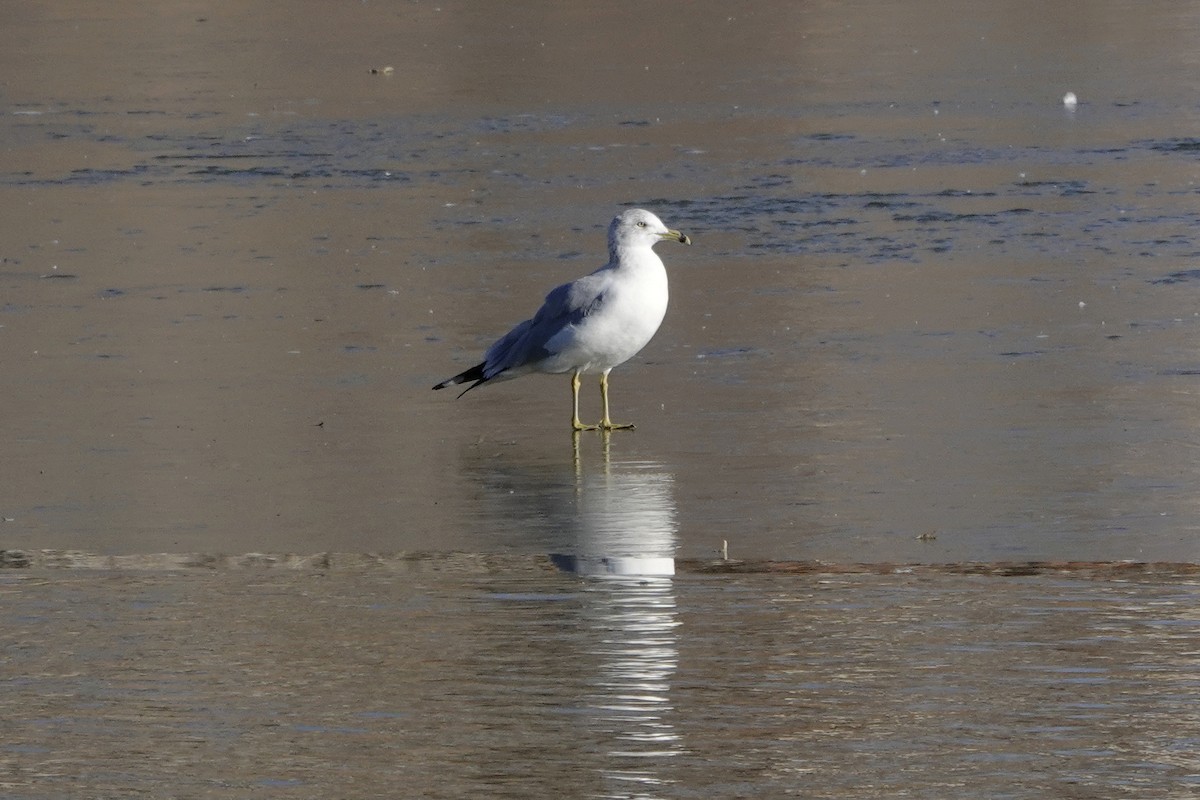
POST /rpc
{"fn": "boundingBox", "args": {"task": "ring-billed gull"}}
[433,208,691,431]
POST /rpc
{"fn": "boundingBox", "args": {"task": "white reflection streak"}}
[553,435,682,798]
[585,577,681,796]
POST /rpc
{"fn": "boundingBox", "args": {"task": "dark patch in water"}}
[697,346,759,359]
[935,189,993,198]
[68,166,154,184]
[893,211,998,225]
[1147,138,1200,153]
[1015,179,1092,194]
[1149,269,1200,285]
[477,114,573,133]
[864,195,920,210]
[160,152,334,161]
[753,174,792,189]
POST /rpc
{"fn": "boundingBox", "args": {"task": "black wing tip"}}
[433,362,487,395]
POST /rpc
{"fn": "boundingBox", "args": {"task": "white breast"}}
[545,253,669,374]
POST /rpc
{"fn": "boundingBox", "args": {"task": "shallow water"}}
[3,4,1200,794]
[5,2,1200,562]
[3,560,1199,798]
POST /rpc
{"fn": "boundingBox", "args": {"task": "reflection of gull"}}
[433,209,691,431]
[552,438,678,577]
[565,466,677,577]
[581,577,681,795]
[554,436,682,794]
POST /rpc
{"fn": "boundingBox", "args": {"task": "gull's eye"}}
[636,220,647,228]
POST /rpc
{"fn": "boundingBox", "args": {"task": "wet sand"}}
[6,548,1200,581]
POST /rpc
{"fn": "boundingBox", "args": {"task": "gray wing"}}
[482,273,608,379]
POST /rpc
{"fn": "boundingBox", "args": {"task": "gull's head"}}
[609,208,691,252]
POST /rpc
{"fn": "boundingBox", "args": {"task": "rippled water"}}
[3,561,1199,798]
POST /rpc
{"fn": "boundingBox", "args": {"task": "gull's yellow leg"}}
[599,370,635,430]
[571,370,597,431]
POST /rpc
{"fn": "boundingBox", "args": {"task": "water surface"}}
[4,6,1200,793]
[3,560,1198,798]
[5,2,1200,562]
